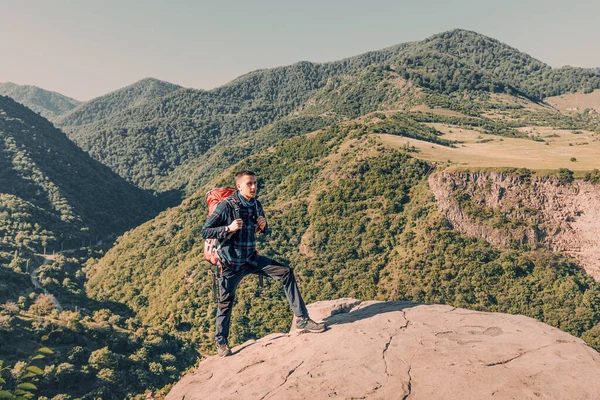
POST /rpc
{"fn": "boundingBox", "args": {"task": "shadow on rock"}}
[323,300,420,326]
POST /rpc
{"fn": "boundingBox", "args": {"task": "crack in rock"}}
[486,352,527,367]
[485,344,554,367]
[401,366,413,400]
[237,359,265,374]
[383,311,411,377]
[260,360,304,400]
[190,371,213,385]
[382,335,393,377]
[401,310,411,330]
[366,383,382,394]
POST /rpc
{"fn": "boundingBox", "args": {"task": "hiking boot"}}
[296,316,326,333]
[216,342,232,357]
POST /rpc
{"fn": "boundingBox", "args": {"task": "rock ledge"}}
[166,299,600,400]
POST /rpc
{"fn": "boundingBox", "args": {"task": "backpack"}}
[203,187,237,266]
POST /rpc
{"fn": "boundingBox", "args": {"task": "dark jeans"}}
[215,255,309,345]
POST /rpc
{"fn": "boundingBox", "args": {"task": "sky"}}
[1,0,599,101]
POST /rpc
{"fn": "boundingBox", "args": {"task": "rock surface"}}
[429,171,600,281]
[166,298,600,400]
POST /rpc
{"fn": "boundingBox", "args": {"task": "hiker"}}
[201,170,326,357]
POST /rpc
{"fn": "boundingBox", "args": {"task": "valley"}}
[1,28,600,399]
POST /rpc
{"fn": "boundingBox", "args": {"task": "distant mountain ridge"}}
[56,51,406,189]
[0,82,80,119]
[53,77,183,127]
[54,29,600,195]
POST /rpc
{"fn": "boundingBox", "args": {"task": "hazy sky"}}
[1,0,599,101]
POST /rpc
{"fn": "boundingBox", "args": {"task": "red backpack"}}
[203,187,237,265]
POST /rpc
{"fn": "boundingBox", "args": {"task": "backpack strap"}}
[254,200,266,234]
[215,193,241,254]
[224,192,242,220]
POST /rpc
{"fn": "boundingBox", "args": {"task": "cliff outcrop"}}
[429,171,600,281]
[166,298,600,399]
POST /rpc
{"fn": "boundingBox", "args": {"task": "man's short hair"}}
[235,169,256,183]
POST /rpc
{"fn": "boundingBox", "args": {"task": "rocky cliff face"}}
[429,171,600,281]
[165,299,600,399]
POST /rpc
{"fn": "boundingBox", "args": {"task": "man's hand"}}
[228,219,243,233]
[256,216,267,233]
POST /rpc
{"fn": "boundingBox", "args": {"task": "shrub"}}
[2,302,20,315]
[584,169,600,184]
[28,294,57,316]
[88,347,118,371]
[557,168,574,184]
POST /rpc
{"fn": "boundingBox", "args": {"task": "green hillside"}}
[57,53,405,190]
[85,118,600,356]
[166,90,600,198]
[0,82,80,119]
[0,95,197,399]
[54,78,182,128]
[413,30,600,99]
[0,95,167,268]
[0,248,196,400]
[56,30,600,195]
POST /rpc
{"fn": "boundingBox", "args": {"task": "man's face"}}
[237,174,258,199]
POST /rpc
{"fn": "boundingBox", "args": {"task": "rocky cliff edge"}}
[166,298,600,399]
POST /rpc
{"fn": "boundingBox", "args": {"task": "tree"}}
[557,168,574,184]
[88,347,118,371]
[28,295,56,316]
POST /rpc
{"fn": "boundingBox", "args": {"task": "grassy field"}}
[546,89,600,113]
[377,123,600,171]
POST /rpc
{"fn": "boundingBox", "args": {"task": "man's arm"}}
[201,201,231,239]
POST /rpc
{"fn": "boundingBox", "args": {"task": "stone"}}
[166,299,600,400]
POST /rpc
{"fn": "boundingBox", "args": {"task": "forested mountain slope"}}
[0,82,80,119]
[0,95,193,399]
[86,117,600,356]
[0,95,164,266]
[413,30,600,99]
[53,78,183,128]
[57,30,600,194]
[0,248,197,400]
[57,48,406,190]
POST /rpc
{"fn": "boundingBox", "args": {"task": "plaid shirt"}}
[201,191,267,270]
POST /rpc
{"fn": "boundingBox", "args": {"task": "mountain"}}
[415,30,600,99]
[55,30,600,195]
[167,299,600,400]
[0,95,166,266]
[0,95,195,399]
[0,82,80,119]
[53,77,183,127]
[56,53,406,190]
[3,28,600,399]
[85,116,600,355]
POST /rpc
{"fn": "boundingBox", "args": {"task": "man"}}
[202,170,326,357]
